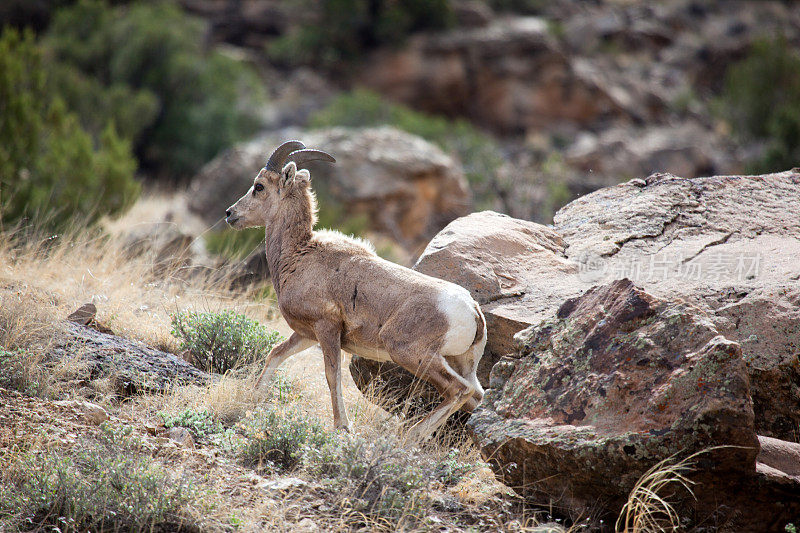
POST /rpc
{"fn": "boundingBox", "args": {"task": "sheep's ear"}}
[280,161,298,188]
[294,169,311,187]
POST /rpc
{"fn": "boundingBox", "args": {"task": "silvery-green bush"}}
[170,310,282,373]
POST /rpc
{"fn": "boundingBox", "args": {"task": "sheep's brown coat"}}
[226,155,485,441]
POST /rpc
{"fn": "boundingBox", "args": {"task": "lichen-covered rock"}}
[555,171,800,440]
[468,279,759,520]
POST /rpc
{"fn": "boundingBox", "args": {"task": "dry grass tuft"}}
[615,448,723,533]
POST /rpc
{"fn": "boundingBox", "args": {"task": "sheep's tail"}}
[472,304,486,348]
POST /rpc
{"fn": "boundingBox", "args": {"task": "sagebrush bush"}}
[719,36,800,173]
[0,432,195,532]
[0,27,140,232]
[232,407,330,472]
[170,310,283,373]
[160,408,222,439]
[46,0,264,179]
[305,434,473,520]
[269,0,453,67]
[310,89,504,208]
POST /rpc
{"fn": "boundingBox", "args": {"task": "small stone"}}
[294,518,318,533]
[259,477,308,492]
[67,303,97,325]
[54,399,109,425]
[167,426,195,448]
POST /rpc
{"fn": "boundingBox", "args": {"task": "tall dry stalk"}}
[616,447,729,533]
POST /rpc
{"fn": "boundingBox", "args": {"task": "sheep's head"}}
[225,140,335,229]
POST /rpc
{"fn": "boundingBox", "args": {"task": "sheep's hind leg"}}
[389,350,474,443]
[255,332,316,391]
[445,343,485,412]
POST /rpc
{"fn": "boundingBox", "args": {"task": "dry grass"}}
[615,449,716,533]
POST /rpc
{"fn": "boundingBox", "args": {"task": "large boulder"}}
[350,170,800,442]
[469,279,798,529]
[555,171,800,440]
[189,127,470,256]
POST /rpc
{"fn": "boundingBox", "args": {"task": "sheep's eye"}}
[254,183,264,192]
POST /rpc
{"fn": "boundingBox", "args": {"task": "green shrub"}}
[233,407,330,471]
[170,310,283,373]
[433,448,473,486]
[46,0,264,179]
[270,0,453,67]
[719,36,800,173]
[160,408,222,439]
[310,89,504,208]
[1,433,194,532]
[0,27,140,232]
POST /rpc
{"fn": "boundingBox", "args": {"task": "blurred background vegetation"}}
[1,0,799,252]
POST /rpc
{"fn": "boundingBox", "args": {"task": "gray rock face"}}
[189,127,470,255]
[52,322,209,396]
[469,279,760,522]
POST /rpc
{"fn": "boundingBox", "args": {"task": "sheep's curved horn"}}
[288,149,336,168]
[266,140,306,173]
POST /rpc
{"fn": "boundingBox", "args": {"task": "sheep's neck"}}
[265,198,313,296]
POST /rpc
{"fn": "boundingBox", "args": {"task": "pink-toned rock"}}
[468,279,790,529]
[413,211,575,375]
[555,171,800,440]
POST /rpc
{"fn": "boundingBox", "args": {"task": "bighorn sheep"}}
[225,141,485,441]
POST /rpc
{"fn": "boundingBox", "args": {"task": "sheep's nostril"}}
[225,210,232,218]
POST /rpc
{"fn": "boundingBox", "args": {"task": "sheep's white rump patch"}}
[437,285,478,356]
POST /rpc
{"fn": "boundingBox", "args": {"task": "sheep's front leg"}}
[314,320,349,431]
[256,332,316,391]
